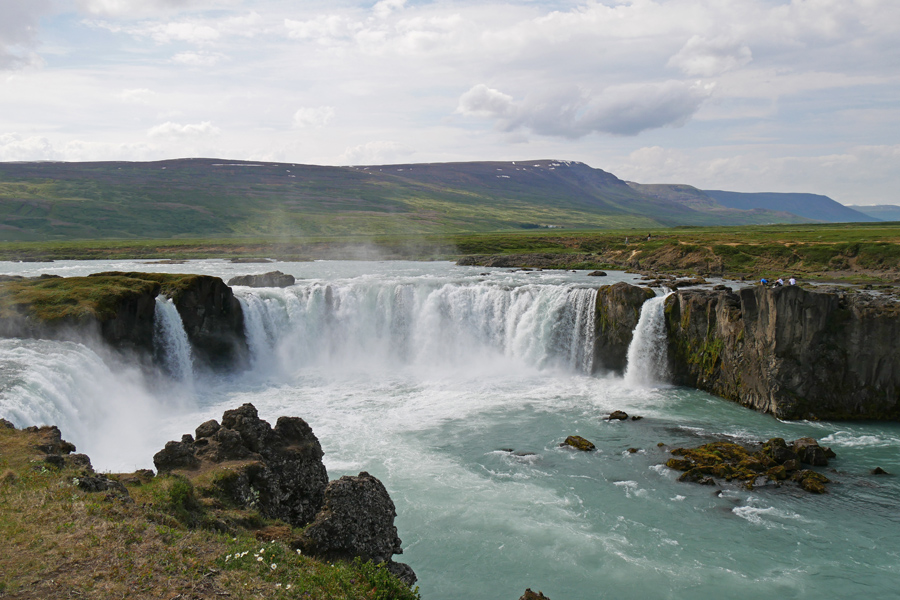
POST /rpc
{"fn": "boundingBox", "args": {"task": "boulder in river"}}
[227,270,295,288]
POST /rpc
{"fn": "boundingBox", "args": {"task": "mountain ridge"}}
[0,158,876,241]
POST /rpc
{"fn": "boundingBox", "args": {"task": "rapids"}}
[1,260,898,599]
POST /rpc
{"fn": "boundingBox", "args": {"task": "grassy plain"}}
[0,222,898,282]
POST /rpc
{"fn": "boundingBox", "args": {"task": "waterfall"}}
[154,296,193,381]
[623,292,672,387]
[234,281,598,375]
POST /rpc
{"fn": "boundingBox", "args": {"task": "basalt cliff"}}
[663,285,900,420]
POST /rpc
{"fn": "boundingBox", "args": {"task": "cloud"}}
[171,51,225,66]
[117,88,157,103]
[338,141,413,165]
[292,106,335,129]
[373,0,406,19]
[147,121,220,138]
[0,132,58,160]
[456,84,515,119]
[668,35,753,77]
[458,81,713,138]
[0,0,52,70]
[77,0,233,18]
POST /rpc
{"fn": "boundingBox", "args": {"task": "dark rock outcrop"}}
[154,403,328,526]
[664,285,900,420]
[520,590,551,600]
[228,271,295,288]
[153,403,415,584]
[562,435,595,451]
[666,437,835,493]
[593,283,655,374]
[294,472,415,584]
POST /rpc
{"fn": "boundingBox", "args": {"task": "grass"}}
[0,425,420,599]
[0,222,897,283]
[0,273,207,323]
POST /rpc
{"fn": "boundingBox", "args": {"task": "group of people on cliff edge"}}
[760,276,796,287]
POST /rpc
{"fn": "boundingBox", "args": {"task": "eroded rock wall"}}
[593,282,655,374]
[665,285,900,420]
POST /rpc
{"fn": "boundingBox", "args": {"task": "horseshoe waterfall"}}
[0,260,897,600]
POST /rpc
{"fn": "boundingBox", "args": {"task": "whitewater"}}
[1,260,898,599]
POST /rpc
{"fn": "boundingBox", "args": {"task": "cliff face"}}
[168,275,248,370]
[0,273,248,372]
[593,282,655,374]
[665,285,900,420]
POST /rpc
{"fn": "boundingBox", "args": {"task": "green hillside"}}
[0,159,818,242]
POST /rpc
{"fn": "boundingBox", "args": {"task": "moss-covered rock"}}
[665,438,835,493]
[562,435,596,451]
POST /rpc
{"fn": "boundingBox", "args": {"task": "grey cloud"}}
[668,35,753,77]
[460,81,713,138]
[0,0,52,69]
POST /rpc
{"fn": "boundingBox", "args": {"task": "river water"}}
[1,260,898,599]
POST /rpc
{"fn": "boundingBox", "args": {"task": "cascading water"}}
[234,281,598,377]
[154,295,194,382]
[3,261,899,600]
[623,292,673,387]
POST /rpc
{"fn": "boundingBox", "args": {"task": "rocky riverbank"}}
[0,407,419,598]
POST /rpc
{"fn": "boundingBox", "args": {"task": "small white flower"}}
[296,549,302,555]
[276,583,282,588]
[286,584,292,590]
[257,556,263,562]
[270,563,277,570]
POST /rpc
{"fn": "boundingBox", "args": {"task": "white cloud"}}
[668,35,752,77]
[147,121,220,138]
[117,88,157,103]
[456,84,514,119]
[373,0,406,19]
[339,141,413,165]
[171,51,225,66]
[0,132,58,160]
[77,0,235,18]
[292,106,335,129]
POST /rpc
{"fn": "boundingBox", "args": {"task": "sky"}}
[1,0,899,205]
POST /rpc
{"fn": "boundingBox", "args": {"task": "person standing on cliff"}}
[789,276,796,285]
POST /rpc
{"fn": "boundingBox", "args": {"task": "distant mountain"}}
[626,183,814,225]
[0,158,857,241]
[846,205,900,222]
[704,190,878,223]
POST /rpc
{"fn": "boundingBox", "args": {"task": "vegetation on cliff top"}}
[0,423,419,599]
[0,222,897,283]
[0,273,208,322]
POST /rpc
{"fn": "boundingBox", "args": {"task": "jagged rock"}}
[228,271,296,288]
[0,418,15,429]
[28,425,77,455]
[608,410,628,421]
[562,436,595,451]
[666,438,835,492]
[872,467,890,475]
[587,270,607,277]
[791,438,833,467]
[665,286,900,420]
[195,419,221,439]
[153,403,328,527]
[593,283,655,374]
[295,471,415,585]
[760,438,799,464]
[520,589,551,600]
[793,469,830,494]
